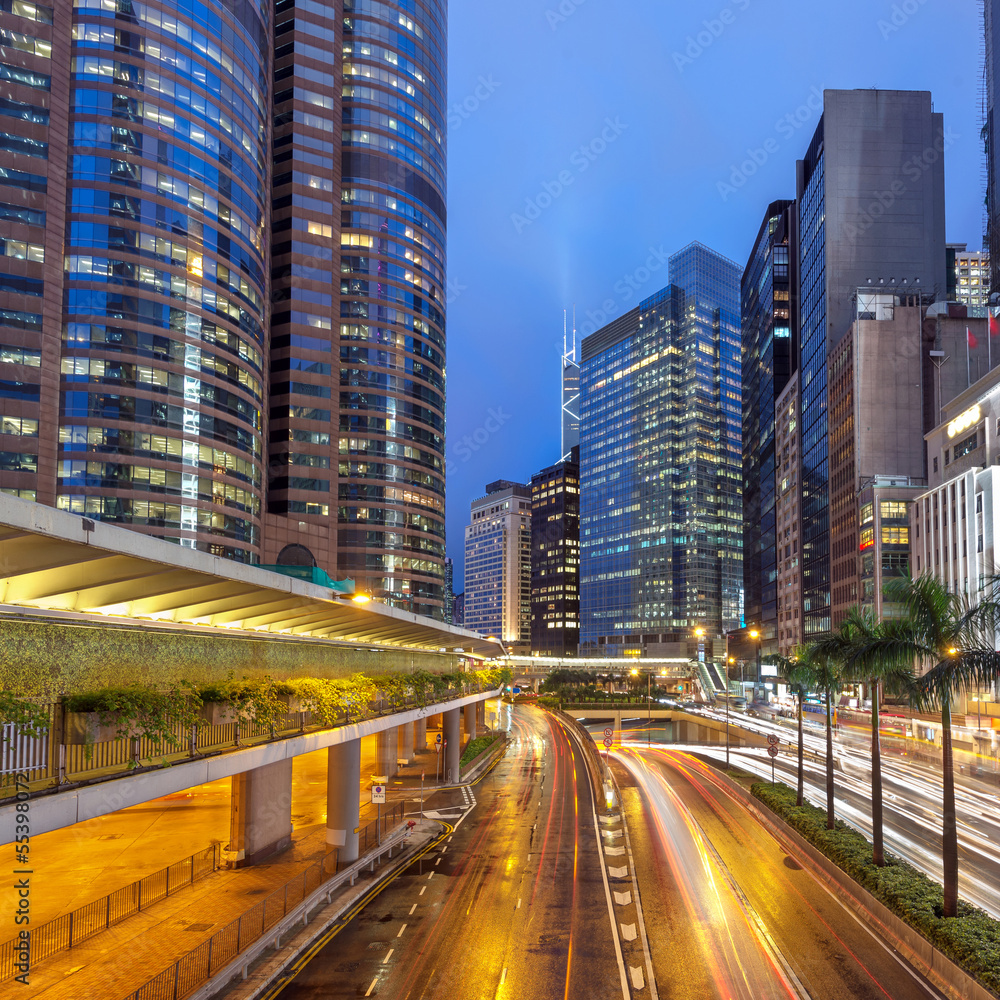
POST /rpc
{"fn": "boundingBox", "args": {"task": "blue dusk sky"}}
[445,0,982,588]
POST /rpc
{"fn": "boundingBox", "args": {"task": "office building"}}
[948,244,990,308]
[579,242,743,658]
[561,322,580,462]
[0,0,448,614]
[742,200,797,657]
[796,89,946,636]
[774,378,802,656]
[464,480,531,648]
[986,0,1000,295]
[530,448,580,657]
[443,556,455,624]
[453,590,464,627]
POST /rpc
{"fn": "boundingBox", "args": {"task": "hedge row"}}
[460,731,504,767]
[752,781,1000,994]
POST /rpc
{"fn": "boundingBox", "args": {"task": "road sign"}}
[512,686,521,694]
[371,784,386,803]
[767,745,779,758]
[435,732,443,745]
[604,728,614,739]
[435,743,441,754]
[603,736,613,749]
[767,734,779,746]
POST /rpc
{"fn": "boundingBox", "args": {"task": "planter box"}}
[200,702,239,726]
[64,711,122,745]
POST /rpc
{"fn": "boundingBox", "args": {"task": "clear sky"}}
[445,0,982,588]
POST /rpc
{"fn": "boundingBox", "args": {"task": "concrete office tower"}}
[947,244,990,308]
[530,447,580,657]
[579,243,743,659]
[742,201,797,657]
[444,556,454,624]
[265,0,448,617]
[0,0,271,561]
[464,480,532,649]
[796,89,946,636]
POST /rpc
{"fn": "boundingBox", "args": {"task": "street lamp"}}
[749,628,761,704]
[694,626,706,664]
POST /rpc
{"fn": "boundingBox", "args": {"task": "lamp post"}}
[749,628,761,704]
[725,655,735,769]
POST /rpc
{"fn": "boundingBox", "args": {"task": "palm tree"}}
[775,654,812,807]
[795,643,843,830]
[814,609,915,866]
[850,574,1000,916]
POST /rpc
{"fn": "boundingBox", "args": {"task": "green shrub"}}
[64,685,200,751]
[460,731,503,766]
[751,781,1000,993]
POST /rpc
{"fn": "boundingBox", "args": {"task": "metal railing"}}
[122,803,409,1000]
[0,845,218,981]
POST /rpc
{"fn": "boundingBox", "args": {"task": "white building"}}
[464,480,532,648]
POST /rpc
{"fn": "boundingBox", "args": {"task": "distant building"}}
[453,592,465,627]
[742,200,797,658]
[986,0,1000,295]
[948,244,990,308]
[464,481,532,648]
[530,448,580,657]
[774,378,802,657]
[579,242,743,659]
[444,558,455,625]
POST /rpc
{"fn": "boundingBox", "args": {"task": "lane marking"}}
[435,858,441,866]
[419,886,426,895]
[613,890,632,906]
[365,977,378,996]
[441,845,448,853]
[383,949,394,964]
[501,967,508,985]
[630,966,645,990]
[620,923,637,941]
[397,923,407,937]
[427,871,434,880]
[516,897,521,909]
[409,903,417,915]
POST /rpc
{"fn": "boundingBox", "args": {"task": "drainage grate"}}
[185,923,214,933]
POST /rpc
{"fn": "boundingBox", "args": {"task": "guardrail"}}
[0,845,219,982]
[122,803,410,1000]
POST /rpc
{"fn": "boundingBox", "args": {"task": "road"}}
[685,708,1000,917]
[269,705,625,1000]
[614,746,948,1000]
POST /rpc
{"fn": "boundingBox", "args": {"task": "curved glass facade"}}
[56,0,270,561]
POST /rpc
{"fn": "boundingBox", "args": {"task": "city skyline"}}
[446,0,982,588]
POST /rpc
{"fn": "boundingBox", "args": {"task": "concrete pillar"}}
[229,759,292,867]
[397,722,414,764]
[414,717,427,752]
[477,700,486,729]
[464,703,477,745]
[443,707,460,784]
[326,738,361,862]
[376,728,398,778]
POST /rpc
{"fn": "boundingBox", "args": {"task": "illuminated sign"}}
[947,404,981,439]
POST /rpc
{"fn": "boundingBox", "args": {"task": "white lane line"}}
[382,949,394,964]
[419,886,427,895]
[516,897,521,909]
[441,845,448,853]
[427,871,434,880]
[397,923,407,938]
[409,903,417,915]
[365,977,378,996]
[500,967,508,985]
[447,835,453,842]
[435,857,441,866]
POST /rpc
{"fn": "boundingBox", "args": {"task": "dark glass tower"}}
[741,201,797,654]
[579,243,743,658]
[795,89,946,636]
[986,0,1000,294]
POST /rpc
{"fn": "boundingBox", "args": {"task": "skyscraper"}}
[464,480,531,648]
[1,0,271,561]
[796,89,946,636]
[561,315,580,462]
[0,0,449,614]
[530,448,580,657]
[579,243,743,659]
[742,201,797,656]
[986,0,1000,295]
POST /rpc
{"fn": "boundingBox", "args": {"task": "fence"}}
[0,845,218,981]
[122,803,409,1000]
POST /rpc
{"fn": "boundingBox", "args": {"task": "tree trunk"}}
[871,678,884,866]
[942,698,958,917]
[796,690,804,807]
[825,687,835,830]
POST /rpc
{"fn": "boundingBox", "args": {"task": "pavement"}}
[0,701,508,998]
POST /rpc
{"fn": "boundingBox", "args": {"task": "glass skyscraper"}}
[742,201,796,655]
[579,242,743,658]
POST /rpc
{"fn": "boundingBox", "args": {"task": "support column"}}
[376,728,398,778]
[464,703,477,745]
[443,707,460,784]
[477,700,486,729]
[397,722,414,764]
[326,738,361,862]
[229,759,293,867]
[414,717,427,752]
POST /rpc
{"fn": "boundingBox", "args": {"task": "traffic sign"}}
[435,732,443,744]
[435,743,441,754]
[767,745,779,758]
[767,734,779,746]
[604,728,614,739]
[371,784,387,803]
[603,736,613,749]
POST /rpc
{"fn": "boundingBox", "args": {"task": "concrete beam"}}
[0,689,501,842]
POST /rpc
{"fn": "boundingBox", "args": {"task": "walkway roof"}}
[0,495,496,655]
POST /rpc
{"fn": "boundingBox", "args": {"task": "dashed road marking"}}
[365,977,378,996]
[613,890,632,906]
[397,923,407,938]
[409,903,417,915]
[419,886,426,895]
[620,923,637,942]
[501,967,508,985]
[382,949,394,964]
[516,897,521,909]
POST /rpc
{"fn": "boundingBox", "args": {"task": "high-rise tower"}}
[561,310,579,462]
